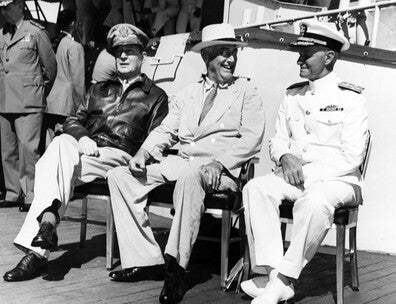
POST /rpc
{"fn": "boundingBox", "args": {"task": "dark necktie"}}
[199,84,218,125]
[3,23,16,38]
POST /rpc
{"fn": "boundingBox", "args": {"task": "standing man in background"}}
[46,9,85,143]
[176,0,203,33]
[0,0,56,209]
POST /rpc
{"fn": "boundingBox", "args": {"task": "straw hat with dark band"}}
[192,23,247,53]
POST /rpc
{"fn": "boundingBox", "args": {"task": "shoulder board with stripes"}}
[29,20,45,30]
[338,82,364,93]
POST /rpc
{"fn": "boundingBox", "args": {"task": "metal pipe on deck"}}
[371,5,381,47]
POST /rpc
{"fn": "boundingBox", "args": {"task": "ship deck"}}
[1,199,395,304]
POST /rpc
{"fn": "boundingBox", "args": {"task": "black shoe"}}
[109,264,165,282]
[3,253,47,281]
[19,203,31,212]
[159,254,186,304]
[0,200,22,208]
[31,222,58,250]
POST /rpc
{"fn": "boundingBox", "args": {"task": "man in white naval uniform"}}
[106,23,265,304]
[241,20,368,304]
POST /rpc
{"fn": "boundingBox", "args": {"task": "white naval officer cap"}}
[290,19,350,52]
[0,0,13,6]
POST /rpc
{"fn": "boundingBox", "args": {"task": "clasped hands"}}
[279,153,306,188]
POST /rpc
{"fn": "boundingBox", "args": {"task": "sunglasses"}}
[217,47,238,58]
[113,46,141,58]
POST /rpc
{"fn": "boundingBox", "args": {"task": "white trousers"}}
[106,155,238,269]
[14,134,131,259]
[243,172,360,279]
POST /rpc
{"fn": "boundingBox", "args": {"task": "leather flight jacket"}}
[63,74,168,156]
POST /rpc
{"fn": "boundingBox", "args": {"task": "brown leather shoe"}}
[31,222,58,250]
[3,253,47,282]
[109,264,165,282]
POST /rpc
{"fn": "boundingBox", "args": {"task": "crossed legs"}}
[4,134,131,281]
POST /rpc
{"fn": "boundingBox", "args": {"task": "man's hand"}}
[129,148,151,177]
[193,7,202,17]
[78,136,99,157]
[280,153,305,187]
[201,161,224,191]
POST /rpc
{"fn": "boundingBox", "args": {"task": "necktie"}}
[3,23,16,38]
[199,84,218,125]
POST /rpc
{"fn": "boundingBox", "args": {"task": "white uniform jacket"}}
[270,72,368,189]
[142,76,265,179]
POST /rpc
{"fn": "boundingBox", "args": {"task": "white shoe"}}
[241,270,277,298]
[251,276,295,304]
[241,276,270,298]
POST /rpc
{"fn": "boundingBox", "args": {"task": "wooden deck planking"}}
[0,199,396,304]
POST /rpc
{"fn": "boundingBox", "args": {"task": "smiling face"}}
[297,46,336,81]
[202,44,238,85]
[113,44,144,79]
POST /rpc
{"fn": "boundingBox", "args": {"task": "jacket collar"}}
[110,73,153,93]
[308,72,339,94]
[199,74,236,89]
[192,76,240,139]
[8,19,28,46]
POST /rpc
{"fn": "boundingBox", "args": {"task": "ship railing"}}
[228,0,396,48]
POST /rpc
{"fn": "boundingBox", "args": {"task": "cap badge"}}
[119,26,129,38]
[299,24,307,37]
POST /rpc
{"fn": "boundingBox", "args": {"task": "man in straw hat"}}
[105,23,265,303]
[240,20,368,304]
[3,23,168,282]
[0,0,56,209]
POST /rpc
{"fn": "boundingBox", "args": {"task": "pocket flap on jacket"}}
[23,75,43,87]
[316,113,344,125]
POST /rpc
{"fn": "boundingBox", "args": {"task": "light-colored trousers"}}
[152,7,179,35]
[106,155,238,269]
[243,172,360,279]
[176,3,201,33]
[14,134,131,259]
[0,113,43,204]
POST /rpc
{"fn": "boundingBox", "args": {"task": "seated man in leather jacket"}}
[3,23,169,282]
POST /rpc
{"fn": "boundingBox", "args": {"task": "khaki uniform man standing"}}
[0,0,56,208]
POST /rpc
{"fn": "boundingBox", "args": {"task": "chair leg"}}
[220,210,232,289]
[237,213,250,292]
[106,198,115,270]
[349,226,359,291]
[281,222,288,252]
[80,197,88,248]
[336,224,346,304]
